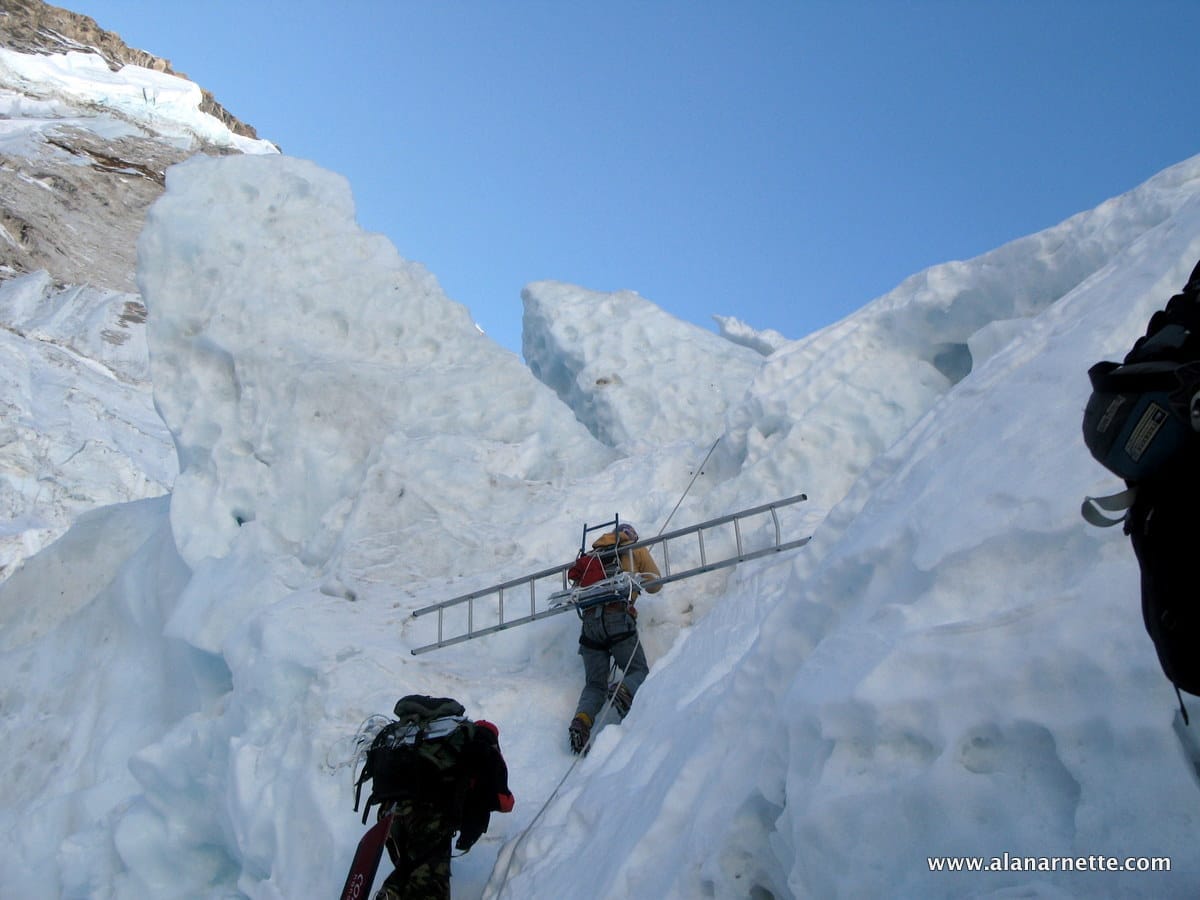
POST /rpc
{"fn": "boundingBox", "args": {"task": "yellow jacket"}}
[591,530,662,595]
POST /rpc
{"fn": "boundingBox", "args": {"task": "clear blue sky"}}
[68,1,1200,355]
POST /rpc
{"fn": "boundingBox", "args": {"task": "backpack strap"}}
[1081,486,1138,528]
[354,760,376,823]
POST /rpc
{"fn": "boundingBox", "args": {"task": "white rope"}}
[489,437,716,896]
[657,435,720,537]
[488,647,633,896]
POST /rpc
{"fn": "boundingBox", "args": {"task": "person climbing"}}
[351,695,514,900]
[567,522,662,753]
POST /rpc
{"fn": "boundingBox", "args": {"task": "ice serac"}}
[714,153,1200,513]
[138,154,613,570]
[713,314,790,356]
[522,280,764,451]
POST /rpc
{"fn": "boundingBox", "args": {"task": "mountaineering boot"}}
[607,683,633,718]
[568,712,592,754]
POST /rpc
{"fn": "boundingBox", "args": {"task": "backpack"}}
[1081,261,1200,523]
[567,543,622,587]
[1082,357,1200,483]
[1081,259,1200,706]
[353,694,476,824]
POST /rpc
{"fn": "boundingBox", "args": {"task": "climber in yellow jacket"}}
[566,523,661,753]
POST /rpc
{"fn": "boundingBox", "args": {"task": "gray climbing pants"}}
[574,606,648,722]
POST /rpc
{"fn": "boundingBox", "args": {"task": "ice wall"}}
[710,153,1200,514]
[522,280,764,451]
[138,154,613,572]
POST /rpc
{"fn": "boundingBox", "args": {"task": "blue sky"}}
[68,1,1200,355]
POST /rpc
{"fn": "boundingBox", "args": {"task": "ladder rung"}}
[408,493,811,654]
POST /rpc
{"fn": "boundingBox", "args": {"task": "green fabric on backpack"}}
[354,695,476,824]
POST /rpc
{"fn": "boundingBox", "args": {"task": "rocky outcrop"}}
[0,0,259,139]
[0,125,193,292]
[0,1,273,291]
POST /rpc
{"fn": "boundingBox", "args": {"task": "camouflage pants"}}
[379,800,453,900]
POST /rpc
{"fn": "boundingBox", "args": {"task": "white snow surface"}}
[0,271,175,578]
[3,142,1200,899]
[0,48,277,155]
[714,314,791,356]
[523,280,764,452]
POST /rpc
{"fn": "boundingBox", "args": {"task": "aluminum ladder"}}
[409,492,811,655]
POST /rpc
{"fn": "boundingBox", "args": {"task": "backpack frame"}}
[567,515,631,586]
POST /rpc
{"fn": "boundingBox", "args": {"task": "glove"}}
[456,827,482,852]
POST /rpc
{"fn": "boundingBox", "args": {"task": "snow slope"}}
[2,141,1200,899]
[0,272,175,579]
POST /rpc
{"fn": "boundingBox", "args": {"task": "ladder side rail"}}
[633,492,808,549]
[413,535,815,654]
[412,493,809,620]
[637,536,812,591]
[411,603,577,655]
[590,492,810,586]
[412,561,575,617]
[580,516,620,553]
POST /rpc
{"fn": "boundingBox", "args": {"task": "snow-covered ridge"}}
[708,153,1200,516]
[1,0,261,142]
[0,47,276,154]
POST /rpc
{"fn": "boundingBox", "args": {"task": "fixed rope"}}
[487,437,718,896]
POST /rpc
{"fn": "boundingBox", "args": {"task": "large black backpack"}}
[1082,260,1200,492]
[1082,259,1200,703]
[353,695,476,824]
